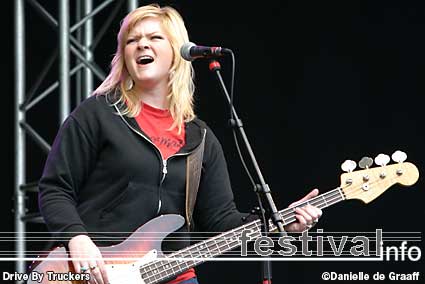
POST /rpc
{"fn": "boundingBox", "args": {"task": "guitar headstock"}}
[339,151,419,203]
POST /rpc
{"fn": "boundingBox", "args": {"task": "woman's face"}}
[124,17,174,91]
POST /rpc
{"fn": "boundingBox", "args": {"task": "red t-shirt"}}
[135,102,195,283]
[135,102,185,160]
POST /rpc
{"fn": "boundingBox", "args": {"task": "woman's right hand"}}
[68,235,109,284]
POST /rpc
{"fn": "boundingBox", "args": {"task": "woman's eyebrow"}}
[128,30,163,38]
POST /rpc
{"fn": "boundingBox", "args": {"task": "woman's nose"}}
[137,38,150,49]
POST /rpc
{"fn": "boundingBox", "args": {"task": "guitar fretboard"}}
[140,187,345,284]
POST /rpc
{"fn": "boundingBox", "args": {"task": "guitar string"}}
[141,220,263,284]
[279,172,405,227]
[23,168,407,284]
[141,189,347,283]
[141,174,402,283]
[142,196,340,284]
[22,174,398,261]
[141,193,339,283]
[17,173,397,281]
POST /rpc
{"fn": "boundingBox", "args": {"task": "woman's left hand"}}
[284,188,323,232]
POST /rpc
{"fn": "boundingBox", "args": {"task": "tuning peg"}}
[341,160,357,172]
[374,153,390,166]
[392,150,407,163]
[358,157,373,169]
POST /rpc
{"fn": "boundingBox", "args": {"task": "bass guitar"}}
[28,152,419,284]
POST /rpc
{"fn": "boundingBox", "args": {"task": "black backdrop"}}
[5,0,425,283]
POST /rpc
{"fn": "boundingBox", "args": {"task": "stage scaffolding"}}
[13,0,139,280]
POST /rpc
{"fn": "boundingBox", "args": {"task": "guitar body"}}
[27,214,185,284]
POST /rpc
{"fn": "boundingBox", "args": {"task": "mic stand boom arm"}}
[208,59,285,283]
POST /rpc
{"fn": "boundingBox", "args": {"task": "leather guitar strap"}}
[185,129,206,231]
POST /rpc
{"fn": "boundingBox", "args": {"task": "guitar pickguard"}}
[105,249,158,284]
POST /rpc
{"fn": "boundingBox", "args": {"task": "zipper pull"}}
[161,159,168,183]
[162,159,168,174]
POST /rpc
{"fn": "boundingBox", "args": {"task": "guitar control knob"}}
[341,160,357,172]
[392,150,407,163]
[359,157,373,169]
[374,153,390,166]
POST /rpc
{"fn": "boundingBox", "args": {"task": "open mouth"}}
[136,55,154,65]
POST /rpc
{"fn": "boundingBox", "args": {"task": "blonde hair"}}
[93,3,195,131]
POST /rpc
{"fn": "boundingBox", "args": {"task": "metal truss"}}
[14,0,139,280]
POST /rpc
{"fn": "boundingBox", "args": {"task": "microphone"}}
[180,42,231,61]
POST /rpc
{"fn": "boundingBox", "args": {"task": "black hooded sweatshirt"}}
[38,94,250,251]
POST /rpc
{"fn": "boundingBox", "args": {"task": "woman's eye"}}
[152,35,163,40]
[126,38,135,44]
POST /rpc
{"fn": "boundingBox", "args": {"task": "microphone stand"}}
[208,59,286,284]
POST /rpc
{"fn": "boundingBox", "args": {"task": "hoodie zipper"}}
[115,106,205,215]
[157,148,203,214]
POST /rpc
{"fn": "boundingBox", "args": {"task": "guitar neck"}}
[140,187,345,284]
[270,187,345,230]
